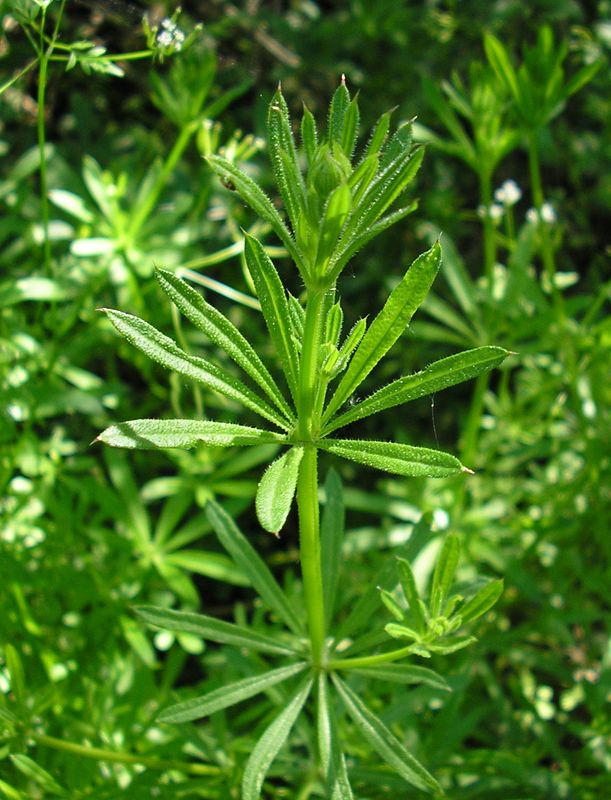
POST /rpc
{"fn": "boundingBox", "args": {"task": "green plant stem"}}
[126,123,195,241]
[459,370,490,468]
[30,732,220,776]
[527,134,564,322]
[479,169,496,286]
[297,444,326,668]
[297,287,327,439]
[327,645,415,671]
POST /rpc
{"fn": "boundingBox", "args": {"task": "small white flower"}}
[489,203,504,221]
[540,202,557,223]
[156,30,173,47]
[494,179,522,206]
[526,207,538,224]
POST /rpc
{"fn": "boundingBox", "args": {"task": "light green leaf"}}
[352,664,451,691]
[244,234,301,399]
[256,446,303,534]
[332,676,443,795]
[317,674,355,800]
[97,419,286,449]
[321,469,345,627]
[328,80,352,147]
[484,33,520,101]
[430,535,460,618]
[135,605,298,656]
[318,438,466,479]
[301,104,318,165]
[103,309,289,431]
[324,347,508,434]
[10,756,66,797]
[206,500,304,635]
[4,645,26,711]
[268,88,305,227]
[397,557,426,634]
[155,269,294,422]
[459,579,504,623]
[323,243,441,423]
[242,676,313,800]
[159,662,307,723]
[206,155,305,275]
[165,550,249,586]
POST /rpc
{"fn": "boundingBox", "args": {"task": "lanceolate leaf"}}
[459,578,504,623]
[430,534,460,618]
[155,268,294,422]
[103,309,289,431]
[97,419,286,449]
[244,234,301,399]
[332,675,443,795]
[318,438,466,479]
[352,664,451,691]
[321,468,345,627]
[256,446,303,534]
[159,662,307,723]
[242,676,313,800]
[206,155,306,275]
[206,500,304,635]
[317,674,355,800]
[323,243,441,423]
[323,346,509,434]
[135,606,297,656]
[268,89,305,228]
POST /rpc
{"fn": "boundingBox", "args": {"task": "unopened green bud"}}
[309,143,352,199]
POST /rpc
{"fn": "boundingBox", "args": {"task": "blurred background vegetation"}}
[1,1,610,797]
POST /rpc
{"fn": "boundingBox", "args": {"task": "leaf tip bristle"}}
[340,73,347,85]
[461,466,475,475]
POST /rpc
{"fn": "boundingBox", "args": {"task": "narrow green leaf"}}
[328,79,351,146]
[256,446,303,534]
[319,438,465,479]
[155,269,294,421]
[244,234,300,400]
[430,535,460,618]
[348,146,423,240]
[206,500,304,635]
[397,557,426,633]
[301,104,318,165]
[316,182,352,268]
[135,605,298,656]
[352,664,451,691]
[97,419,286,449]
[103,309,289,431]
[242,675,313,800]
[10,756,66,797]
[4,645,26,711]
[206,155,305,275]
[165,550,250,586]
[379,589,405,621]
[364,108,392,158]
[460,579,504,623]
[159,662,307,723]
[332,676,443,795]
[426,635,476,655]
[323,243,441,423]
[324,347,508,434]
[268,89,305,227]
[341,96,360,158]
[321,469,345,627]
[317,674,355,800]
[484,33,520,101]
[379,121,413,169]
[563,61,601,100]
[328,202,418,283]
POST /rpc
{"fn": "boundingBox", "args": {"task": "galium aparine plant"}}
[98,78,507,798]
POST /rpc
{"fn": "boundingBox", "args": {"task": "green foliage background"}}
[1,0,610,797]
